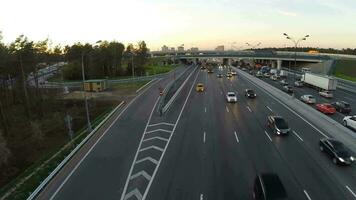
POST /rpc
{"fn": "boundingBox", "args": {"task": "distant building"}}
[161,45,169,52]
[215,45,224,51]
[84,79,108,92]
[170,47,175,52]
[190,47,199,52]
[177,46,184,52]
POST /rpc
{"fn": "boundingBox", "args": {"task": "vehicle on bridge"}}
[300,95,316,104]
[302,73,337,91]
[331,101,351,114]
[270,75,278,81]
[267,115,290,135]
[319,138,354,165]
[316,103,336,114]
[253,173,287,200]
[279,79,288,86]
[226,92,237,103]
[245,89,256,98]
[282,85,293,93]
[196,83,204,92]
[343,115,356,130]
[319,90,333,98]
[294,81,303,87]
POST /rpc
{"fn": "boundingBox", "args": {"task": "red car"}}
[316,103,336,114]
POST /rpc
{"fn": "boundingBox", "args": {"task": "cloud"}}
[277,10,297,17]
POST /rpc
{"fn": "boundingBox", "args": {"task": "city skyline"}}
[1,0,356,50]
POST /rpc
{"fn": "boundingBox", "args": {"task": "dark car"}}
[253,173,287,200]
[282,86,293,93]
[331,101,351,114]
[279,79,288,86]
[319,138,355,165]
[267,116,290,135]
[217,73,223,78]
[245,89,257,98]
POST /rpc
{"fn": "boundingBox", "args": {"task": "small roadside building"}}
[83,79,108,92]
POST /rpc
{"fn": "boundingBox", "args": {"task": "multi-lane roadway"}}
[36,65,356,200]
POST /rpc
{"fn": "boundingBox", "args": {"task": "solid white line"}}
[136,78,158,93]
[147,122,175,127]
[119,97,161,200]
[346,185,356,198]
[145,129,172,134]
[304,190,312,200]
[246,106,252,112]
[266,106,273,112]
[203,132,206,143]
[200,193,203,200]
[141,67,201,200]
[293,130,304,142]
[264,131,272,142]
[234,131,239,143]
[226,106,230,113]
[49,82,158,200]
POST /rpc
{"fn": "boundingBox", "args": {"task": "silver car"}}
[319,90,333,98]
[300,95,316,104]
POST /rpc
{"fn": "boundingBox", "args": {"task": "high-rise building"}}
[177,46,184,52]
[170,47,175,52]
[215,45,224,51]
[190,47,199,52]
[161,45,169,52]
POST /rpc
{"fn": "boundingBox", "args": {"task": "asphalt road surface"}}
[37,66,356,200]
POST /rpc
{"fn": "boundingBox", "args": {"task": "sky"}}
[1,0,356,50]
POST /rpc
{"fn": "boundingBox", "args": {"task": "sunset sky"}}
[1,0,356,50]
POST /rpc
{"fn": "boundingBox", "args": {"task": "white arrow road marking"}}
[145,129,172,134]
[124,188,143,200]
[130,170,152,181]
[147,122,175,127]
[135,157,158,165]
[142,136,168,142]
[139,145,164,152]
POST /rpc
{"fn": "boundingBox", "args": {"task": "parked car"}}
[282,86,293,93]
[331,101,351,114]
[319,90,333,98]
[319,138,354,165]
[300,95,316,104]
[226,92,237,103]
[253,173,287,200]
[245,89,256,98]
[316,103,336,114]
[267,115,290,135]
[294,81,303,87]
[343,115,356,130]
[280,79,288,86]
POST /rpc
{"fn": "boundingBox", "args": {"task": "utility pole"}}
[81,52,92,133]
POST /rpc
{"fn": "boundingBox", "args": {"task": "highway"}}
[36,65,356,200]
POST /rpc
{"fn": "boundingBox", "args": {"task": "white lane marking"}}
[143,136,168,142]
[264,130,272,142]
[130,170,151,181]
[203,132,206,143]
[226,106,230,113]
[205,107,207,113]
[120,97,161,200]
[124,188,142,200]
[234,131,239,143]
[266,106,273,112]
[49,83,159,200]
[141,67,201,200]
[200,193,203,200]
[246,106,252,112]
[139,145,164,152]
[145,129,172,134]
[304,190,312,200]
[135,157,158,165]
[292,130,304,142]
[346,185,356,198]
[147,122,175,127]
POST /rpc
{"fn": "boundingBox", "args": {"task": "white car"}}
[343,116,356,130]
[300,95,316,104]
[270,75,277,81]
[231,71,237,75]
[264,73,271,77]
[226,92,237,103]
[294,81,303,87]
[319,90,333,98]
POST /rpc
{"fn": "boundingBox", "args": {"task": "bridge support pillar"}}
[277,59,282,70]
[271,60,276,68]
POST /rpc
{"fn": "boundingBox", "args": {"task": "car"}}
[294,81,303,87]
[279,79,288,86]
[270,75,277,81]
[319,138,355,165]
[226,92,237,103]
[300,95,316,104]
[331,101,351,114]
[249,70,254,75]
[267,115,290,135]
[242,68,247,71]
[319,90,333,98]
[264,73,271,78]
[245,89,256,98]
[282,85,293,93]
[207,69,213,73]
[316,103,336,114]
[226,72,232,77]
[253,173,287,200]
[217,73,223,78]
[196,83,204,92]
[200,66,206,70]
[256,71,263,78]
[343,115,356,130]
[231,71,237,75]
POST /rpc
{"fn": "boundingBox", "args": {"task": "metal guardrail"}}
[26,102,125,200]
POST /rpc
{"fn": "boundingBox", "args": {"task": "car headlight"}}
[339,157,345,162]
[351,156,355,161]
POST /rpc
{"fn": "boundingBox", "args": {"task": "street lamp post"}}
[81,52,92,133]
[283,33,310,81]
[246,42,261,69]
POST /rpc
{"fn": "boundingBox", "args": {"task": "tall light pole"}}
[246,42,261,69]
[283,33,310,80]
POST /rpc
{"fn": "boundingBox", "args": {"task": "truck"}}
[301,73,337,91]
